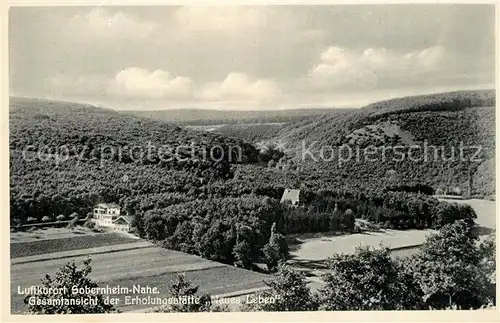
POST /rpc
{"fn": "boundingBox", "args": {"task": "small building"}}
[92,203,121,228]
[112,215,133,232]
[280,188,301,206]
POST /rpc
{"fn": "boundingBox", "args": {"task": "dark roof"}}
[113,215,133,224]
[96,203,121,209]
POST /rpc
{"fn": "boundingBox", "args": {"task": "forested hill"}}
[363,89,495,114]
[270,89,495,197]
[10,97,261,166]
[9,97,267,224]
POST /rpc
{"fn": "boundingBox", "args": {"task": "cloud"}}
[309,45,447,90]
[10,6,494,109]
[197,73,281,102]
[174,6,308,36]
[110,67,193,99]
[174,6,265,33]
[68,8,156,40]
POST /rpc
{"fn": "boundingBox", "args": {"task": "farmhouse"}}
[113,215,133,232]
[280,188,301,206]
[92,203,132,232]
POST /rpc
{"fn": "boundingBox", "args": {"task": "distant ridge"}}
[362,89,495,113]
[121,108,344,125]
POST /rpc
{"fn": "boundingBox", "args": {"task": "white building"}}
[110,216,131,232]
[92,203,133,232]
[280,188,301,206]
[92,203,121,228]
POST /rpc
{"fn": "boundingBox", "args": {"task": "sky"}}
[9,5,495,110]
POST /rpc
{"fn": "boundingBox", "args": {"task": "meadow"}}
[11,231,138,258]
[11,244,269,313]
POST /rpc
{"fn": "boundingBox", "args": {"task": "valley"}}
[9,89,496,313]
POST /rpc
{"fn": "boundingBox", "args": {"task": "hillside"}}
[9,97,263,225]
[270,90,495,196]
[363,89,495,113]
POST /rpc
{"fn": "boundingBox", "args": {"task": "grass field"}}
[11,232,139,258]
[289,228,435,262]
[11,245,269,313]
[10,226,103,243]
[290,198,495,263]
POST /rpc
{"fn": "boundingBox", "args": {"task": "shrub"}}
[56,214,65,221]
[24,258,115,314]
[410,220,493,309]
[450,187,462,196]
[41,216,51,222]
[319,246,424,310]
[242,263,318,311]
[84,220,95,229]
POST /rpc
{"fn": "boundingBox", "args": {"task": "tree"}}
[479,233,496,282]
[233,224,255,269]
[330,203,341,231]
[233,240,253,269]
[344,208,355,232]
[131,212,146,238]
[262,222,288,272]
[242,263,318,311]
[318,246,423,310]
[410,220,492,309]
[152,273,227,313]
[24,258,115,314]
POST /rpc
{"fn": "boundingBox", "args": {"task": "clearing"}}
[288,198,495,290]
[290,198,495,263]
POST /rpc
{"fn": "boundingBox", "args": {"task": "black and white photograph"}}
[5,2,497,319]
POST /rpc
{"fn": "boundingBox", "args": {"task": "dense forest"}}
[9,90,494,270]
[363,89,495,114]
